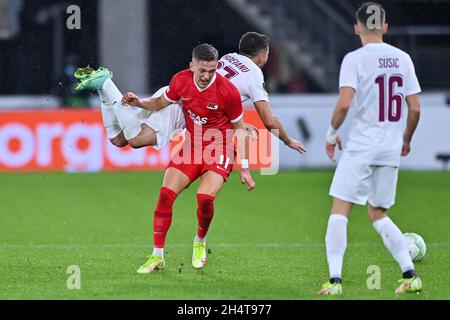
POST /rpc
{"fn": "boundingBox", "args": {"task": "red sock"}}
[153,187,177,248]
[196,194,215,238]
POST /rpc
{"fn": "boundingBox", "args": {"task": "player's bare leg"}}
[191,171,226,269]
[368,205,387,222]
[318,198,352,296]
[197,171,226,197]
[126,124,157,149]
[109,125,158,149]
[137,168,191,274]
[161,167,192,194]
[331,198,353,217]
[368,205,422,293]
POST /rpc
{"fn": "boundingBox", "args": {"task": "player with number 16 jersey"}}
[319,2,422,296]
[338,42,421,167]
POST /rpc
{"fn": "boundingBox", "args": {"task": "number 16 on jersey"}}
[375,74,404,122]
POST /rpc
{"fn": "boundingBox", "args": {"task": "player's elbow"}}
[406,95,421,117]
[337,103,351,112]
[410,104,421,116]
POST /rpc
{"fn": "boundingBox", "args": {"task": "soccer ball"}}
[404,233,426,262]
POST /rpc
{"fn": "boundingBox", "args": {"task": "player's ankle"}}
[330,277,342,284]
[402,269,416,279]
[153,247,164,258]
[194,235,206,243]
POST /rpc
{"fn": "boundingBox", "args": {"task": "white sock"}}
[373,216,414,273]
[97,79,122,139]
[97,78,141,140]
[100,103,122,140]
[153,247,164,258]
[113,103,142,141]
[325,214,348,279]
[98,79,142,140]
[98,78,122,106]
[194,235,206,243]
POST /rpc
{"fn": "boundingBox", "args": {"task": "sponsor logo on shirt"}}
[188,110,208,125]
[207,104,218,110]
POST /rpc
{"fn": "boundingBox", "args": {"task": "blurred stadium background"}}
[1,0,450,300]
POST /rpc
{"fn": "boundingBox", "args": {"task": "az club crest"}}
[207,104,218,110]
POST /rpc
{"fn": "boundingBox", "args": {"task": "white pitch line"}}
[0,243,449,249]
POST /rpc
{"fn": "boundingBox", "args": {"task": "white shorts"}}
[329,155,399,209]
[135,86,186,151]
[136,104,185,151]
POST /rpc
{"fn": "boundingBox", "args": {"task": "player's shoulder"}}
[221,52,264,78]
[169,69,193,91]
[377,42,409,55]
[215,73,240,96]
[388,44,413,61]
[216,72,238,89]
[248,62,264,81]
[341,49,360,65]
[219,52,235,62]
[171,69,193,82]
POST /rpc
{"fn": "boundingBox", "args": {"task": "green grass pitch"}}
[0,170,449,300]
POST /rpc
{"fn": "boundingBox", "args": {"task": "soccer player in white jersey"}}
[217,32,305,153]
[318,2,422,295]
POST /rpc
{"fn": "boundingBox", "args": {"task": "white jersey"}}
[339,42,421,166]
[217,53,269,106]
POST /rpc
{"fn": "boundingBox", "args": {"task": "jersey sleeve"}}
[339,53,358,92]
[405,55,421,97]
[164,74,181,103]
[248,71,269,103]
[224,84,244,123]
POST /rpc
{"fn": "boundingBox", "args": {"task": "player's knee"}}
[197,194,215,216]
[156,187,178,212]
[368,205,387,222]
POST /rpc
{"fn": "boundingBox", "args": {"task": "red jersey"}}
[164,69,243,150]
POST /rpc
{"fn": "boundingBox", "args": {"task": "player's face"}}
[190,59,218,89]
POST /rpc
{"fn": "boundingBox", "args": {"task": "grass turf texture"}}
[0,171,449,300]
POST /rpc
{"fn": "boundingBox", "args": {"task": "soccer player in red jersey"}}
[122,44,256,272]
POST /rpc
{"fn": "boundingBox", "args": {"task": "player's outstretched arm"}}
[233,118,256,192]
[402,94,421,157]
[122,92,171,111]
[325,87,354,162]
[254,101,306,154]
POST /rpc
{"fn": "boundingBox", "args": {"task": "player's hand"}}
[245,124,259,142]
[286,138,306,154]
[326,136,343,162]
[122,92,141,107]
[240,168,256,192]
[401,140,411,157]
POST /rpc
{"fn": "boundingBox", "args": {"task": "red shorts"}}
[167,143,235,183]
